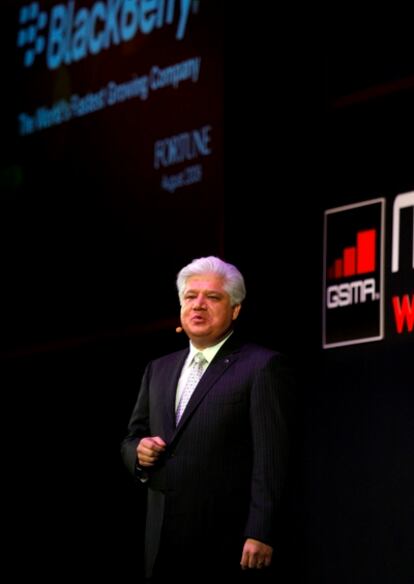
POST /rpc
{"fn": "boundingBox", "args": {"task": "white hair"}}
[176,256,246,306]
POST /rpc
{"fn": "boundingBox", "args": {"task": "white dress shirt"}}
[175,331,233,412]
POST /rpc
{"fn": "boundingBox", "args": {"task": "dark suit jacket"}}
[120,334,293,578]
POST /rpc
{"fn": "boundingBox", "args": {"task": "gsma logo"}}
[323,199,385,348]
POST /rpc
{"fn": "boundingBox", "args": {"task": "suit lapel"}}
[172,339,242,435]
[163,350,189,441]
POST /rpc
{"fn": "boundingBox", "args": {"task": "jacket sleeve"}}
[244,353,294,546]
[120,361,152,479]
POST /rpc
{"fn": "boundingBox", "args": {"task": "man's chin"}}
[187,327,212,343]
[189,328,209,338]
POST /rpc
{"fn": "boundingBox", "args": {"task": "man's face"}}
[180,273,241,349]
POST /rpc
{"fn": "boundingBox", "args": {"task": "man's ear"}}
[232,304,241,320]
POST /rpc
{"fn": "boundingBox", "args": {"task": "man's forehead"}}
[185,274,225,290]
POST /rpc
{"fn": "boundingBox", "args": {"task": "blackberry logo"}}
[16,0,195,71]
[17,3,48,67]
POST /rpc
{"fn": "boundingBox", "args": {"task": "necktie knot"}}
[193,352,206,366]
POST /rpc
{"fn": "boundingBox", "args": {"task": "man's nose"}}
[193,295,206,308]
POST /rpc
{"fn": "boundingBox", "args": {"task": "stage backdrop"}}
[1,0,224,354]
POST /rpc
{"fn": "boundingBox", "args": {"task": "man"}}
[121,256,293,582]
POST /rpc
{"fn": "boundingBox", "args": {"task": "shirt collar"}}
[188,330,233,364]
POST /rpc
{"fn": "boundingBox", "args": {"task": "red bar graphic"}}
[328,228,377,280]
[357,229,376,274]
[334,258,342,278]
[343,246,356,276]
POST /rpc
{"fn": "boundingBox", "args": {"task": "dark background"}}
[2,4,414,583]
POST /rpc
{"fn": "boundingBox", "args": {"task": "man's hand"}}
[240,538,273,570]
[137,436,166,467]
